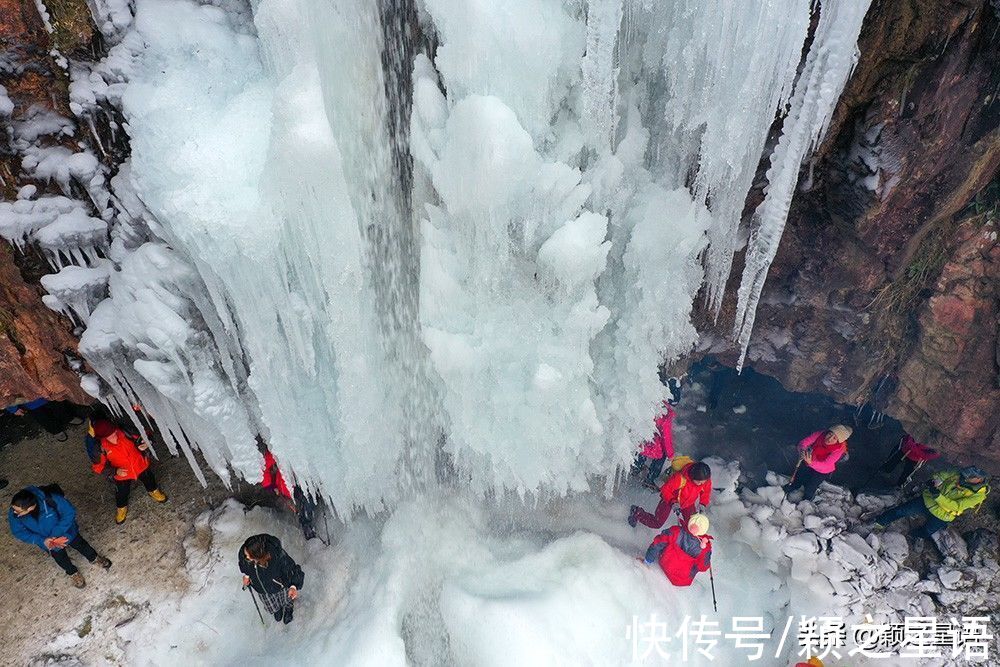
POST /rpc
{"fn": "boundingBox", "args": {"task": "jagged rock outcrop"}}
[706,0,1000,466]
[1,0,94,405]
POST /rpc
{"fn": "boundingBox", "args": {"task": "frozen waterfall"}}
[54,0,872,512]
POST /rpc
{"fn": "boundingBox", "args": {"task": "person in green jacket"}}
[875,467,989,538]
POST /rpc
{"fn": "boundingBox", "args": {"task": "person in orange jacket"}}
[629,461,712,528]
[90,418,167,524]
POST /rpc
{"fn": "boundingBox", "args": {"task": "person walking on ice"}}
[643,513,712,587]
[874,466,989,539]
[629,460,711,528]
[8,486,112,588]
[89,418,167,524]
[239,533,304,624]
[784,424,851,501]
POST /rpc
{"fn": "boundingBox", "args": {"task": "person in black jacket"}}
[238,533,304,624]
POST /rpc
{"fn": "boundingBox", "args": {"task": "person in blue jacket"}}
[8,486,112,588]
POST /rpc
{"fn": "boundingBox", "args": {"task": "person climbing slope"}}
[89,418,167,524]
[875,467,989,539]
[629,460,711,528]
[239,533,304,624]
[643,513,712,587]
[784,425,851,501]
[8,485,112,588]
[879,434,939,488]
[261,448,318,541]
[631,401,677,490]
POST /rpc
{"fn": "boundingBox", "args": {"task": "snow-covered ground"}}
[115,461,997,666]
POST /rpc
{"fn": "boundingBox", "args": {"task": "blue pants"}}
[876,497,948,538]
[633,455,666,485]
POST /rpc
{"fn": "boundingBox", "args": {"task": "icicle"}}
[580,0,623,154]
[733,0,872,370]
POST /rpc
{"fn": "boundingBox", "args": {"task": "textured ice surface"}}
[22,0,873,511]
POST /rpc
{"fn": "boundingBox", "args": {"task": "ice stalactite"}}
[580,0,624,154]
[640,0,813,314]
[733,0,872,370]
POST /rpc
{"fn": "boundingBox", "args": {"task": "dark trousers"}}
[632,455,666,485]
[115,469,157,508]
[876,496,948,538]
[49,535,98,575]
[786,466,827,500]
[635,498,694,528]
[880,449,918,487]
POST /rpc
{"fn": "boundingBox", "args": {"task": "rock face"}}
[0,0,92,405]
[0,243,88,404]
[706,0,1000,467]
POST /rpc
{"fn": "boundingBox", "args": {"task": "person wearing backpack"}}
[783,424,852,500]
[89,418,167,524]
[8,486,112,588]
[643,513,713,587]
[629,460,712,528]
[875,467,990,539]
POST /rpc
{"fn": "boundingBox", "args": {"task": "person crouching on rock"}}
[784,424,851,501]
[644,513,712,587]
[875,467,989,540]
[89,418,167,524]
[629,460,711,528]
[8,486,112,588]
[240,533,304,624]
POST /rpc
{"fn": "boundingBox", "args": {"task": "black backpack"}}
[38,483,65,511]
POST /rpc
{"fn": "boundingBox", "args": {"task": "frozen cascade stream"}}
[66,0,872,510]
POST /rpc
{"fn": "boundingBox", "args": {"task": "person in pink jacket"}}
[783,424,852,500]
[632,403,676,489]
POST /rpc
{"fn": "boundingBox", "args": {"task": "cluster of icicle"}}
[1,0,871,513]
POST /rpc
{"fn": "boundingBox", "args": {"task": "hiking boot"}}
[642,481,658,492]
[94,555,112,569]
[115,507,128,524]
[70,572,86,588]
[627,505,639,528]
[148,489,168,503]
[282,606,294,624]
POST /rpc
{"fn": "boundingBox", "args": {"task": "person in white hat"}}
[643,513,712,587]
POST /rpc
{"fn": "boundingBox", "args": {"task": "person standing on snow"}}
[879,434,939,487]
[8,486,112,588]
[783,425,851,501]
[629,460,712,528]
[239,533,304,624]
[631,401,677,490]
[875,467,989,539]
[643,513,712,587]
[89,418,167,524]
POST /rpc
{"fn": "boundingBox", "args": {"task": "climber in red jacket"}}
[629,461,711,529]
[90,418,167,525]
[631,402,677,490]
[879,434,939,487]
[643,513,712,587]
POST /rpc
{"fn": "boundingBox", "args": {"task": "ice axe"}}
[788,458,803,486]
[245,585,266,626]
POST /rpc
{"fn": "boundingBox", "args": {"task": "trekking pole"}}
[246,586,265,626]
[788,458,803,486]
[708,564,718,612]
